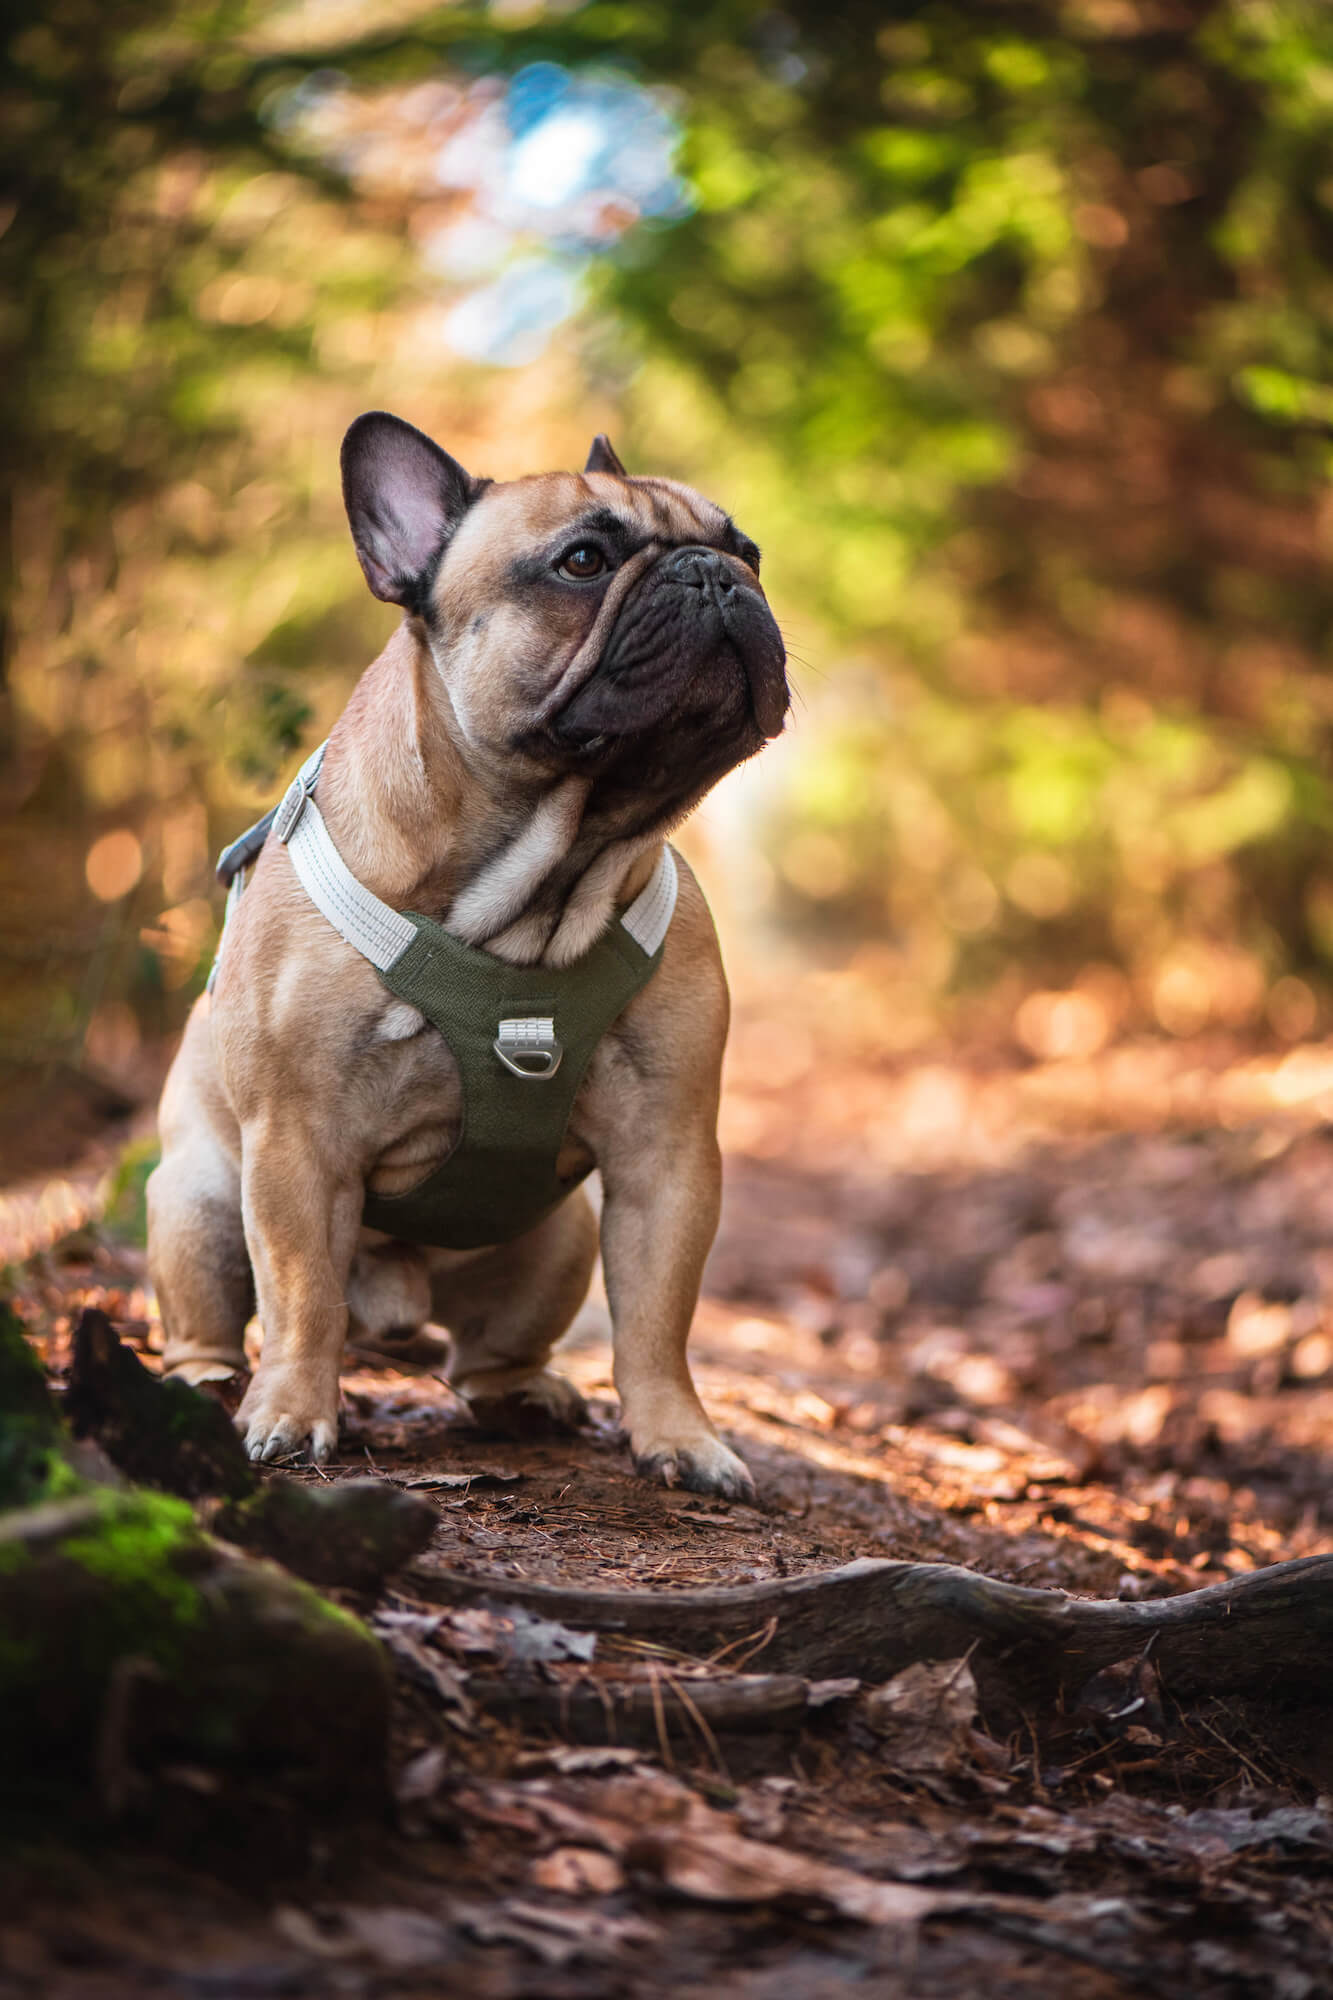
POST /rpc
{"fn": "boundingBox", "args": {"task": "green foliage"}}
[100,1136,161,1246]
[532,0,1333,1016]
[5,0,1333,1061]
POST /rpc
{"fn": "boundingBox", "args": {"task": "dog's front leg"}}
[234,1121,362,1463]
[600,1125,755,1502]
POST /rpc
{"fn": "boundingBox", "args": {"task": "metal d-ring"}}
[494,1016,563,1079]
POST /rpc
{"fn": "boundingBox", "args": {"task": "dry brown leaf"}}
[272,1905,450,1969]
[462,1899,657,1964]
[531,1846,627,1895]
[628,1820,948,1925]
[864,1656,980,1774]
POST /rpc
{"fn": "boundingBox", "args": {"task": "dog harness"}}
[210,743,677,1250]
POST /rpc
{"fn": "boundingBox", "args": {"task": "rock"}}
[0,1486,390,1812]
[214,1477,438,1592]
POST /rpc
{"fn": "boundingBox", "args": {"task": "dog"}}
[147,413,788,1498]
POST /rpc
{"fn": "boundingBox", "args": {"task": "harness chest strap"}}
[210,744,679,1250]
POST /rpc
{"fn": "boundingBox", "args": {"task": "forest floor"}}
[4,993,1333,1997]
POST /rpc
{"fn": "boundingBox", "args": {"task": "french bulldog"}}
[147,413,788,1498]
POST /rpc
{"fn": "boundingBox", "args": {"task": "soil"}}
[4,1006,1333,1996]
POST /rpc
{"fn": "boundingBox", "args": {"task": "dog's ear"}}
[584,434,627,477]
[341,412,480,609]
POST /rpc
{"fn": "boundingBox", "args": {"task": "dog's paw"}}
[462,1368,589,1439]
[235,1370,340,1465]
[633,1432,756,1503]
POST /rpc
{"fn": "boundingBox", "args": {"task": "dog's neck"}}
[313,624,659,969]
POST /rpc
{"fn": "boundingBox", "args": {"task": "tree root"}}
[404,1552,1333,1701]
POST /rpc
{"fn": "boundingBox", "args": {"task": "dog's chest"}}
[362,1003,464,1194]
[359,989,603,1204]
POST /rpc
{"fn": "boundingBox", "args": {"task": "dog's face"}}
[341,413,787,833]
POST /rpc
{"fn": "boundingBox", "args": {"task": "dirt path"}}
[5,1016,1333,1995]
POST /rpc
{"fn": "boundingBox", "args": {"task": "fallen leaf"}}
[1173,1806,1333,1855]
[402,1468,523,1490]
[373,1607,444,1642]
[502,1607,598,1664]
[425,1602,598,1664]
[531,1846,626,1895]
[394,1746,448,1807]
[500,1776,965,1929]
[629,1820,946,1925]
[462,1899,656,1964]
[341,1908,452,1969]
[273,1905,450,1968]
[864,1657,979,1774]
[512,1746,645,1777]
[272,1908,350,1961]
[374,1626,474,1730]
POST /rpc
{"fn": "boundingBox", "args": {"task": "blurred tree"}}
[5,0,1333,1127]
[0,0,420,1101]
[498,0,1333,1031]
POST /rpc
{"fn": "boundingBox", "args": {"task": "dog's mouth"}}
[536,547,789,772]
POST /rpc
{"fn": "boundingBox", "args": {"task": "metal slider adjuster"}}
[273,768,315,844]
[494,1016,563,1079]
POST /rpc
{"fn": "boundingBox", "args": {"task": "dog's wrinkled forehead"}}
[432,471,738,611]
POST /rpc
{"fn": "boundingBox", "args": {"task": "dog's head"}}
[341,412,788,831]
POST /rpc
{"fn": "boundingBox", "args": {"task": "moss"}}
[98,1135,160,1247]
[295,1586,367,1638]
[59,1488,202,1632]
[35,1489,208,1679]
[0,1534,31,1575]
[0,1302,69,1509]
[41,1452,84,1499]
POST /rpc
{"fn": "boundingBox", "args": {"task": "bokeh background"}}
[5,0,1333,1176]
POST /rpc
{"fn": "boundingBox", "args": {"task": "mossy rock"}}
[0,1485,390,1813]
[215,1477,437,1593]
[0,1302,85,1509]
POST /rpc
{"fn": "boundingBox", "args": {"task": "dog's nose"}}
[664,545,736,593]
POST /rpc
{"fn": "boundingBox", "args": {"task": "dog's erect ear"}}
[584,434,627,477]
[341,412,480,609]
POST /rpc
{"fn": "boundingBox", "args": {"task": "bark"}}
[467,1670,814,1746]
[405,1553,1333,1700]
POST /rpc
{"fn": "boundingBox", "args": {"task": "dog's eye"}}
[557,545,607,580]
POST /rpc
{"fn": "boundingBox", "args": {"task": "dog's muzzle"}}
[664,545,788,740]
[550,546,788,754]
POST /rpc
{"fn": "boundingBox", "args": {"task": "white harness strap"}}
[277,748,418,972]
[211,741,679,982]
[619,844,678,956]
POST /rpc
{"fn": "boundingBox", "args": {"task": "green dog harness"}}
[211,743,678,1250]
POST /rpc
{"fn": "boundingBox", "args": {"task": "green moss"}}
[0,1534,31,1576]
[98,1135,160,1248]
[57,1490,204,1658]
[39,1452,84,1500]
[0,1303,69,1509]
[297,1588,366,1638]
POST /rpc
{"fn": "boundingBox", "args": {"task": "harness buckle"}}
[274,764,318,844]
[494,1017,563,1079]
